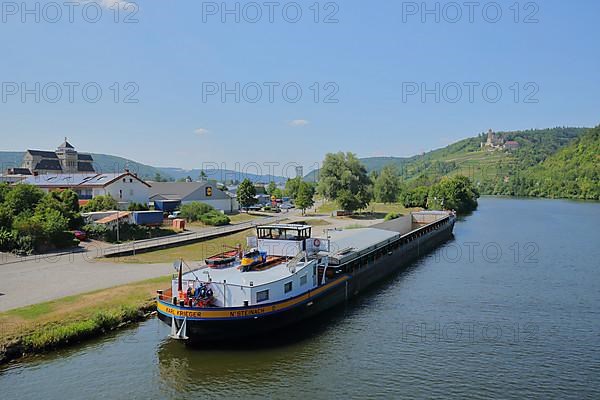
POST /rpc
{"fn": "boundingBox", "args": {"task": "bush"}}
[199,211,230,226]
[180,202,215,222]
[128,202,149,211]
[82,195,118,212]
[384,212,400,221]
[50,231,79,249]
[0,228,16,252]
[15,235,35,256]
[180,202,229,225]
[82,224,110,241]
[0,204,13,228]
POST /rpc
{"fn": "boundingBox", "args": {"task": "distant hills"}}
[0,152,288,184]
[486,126,600,199]
[157,167,288,184]
[304,127,591,190]
[2,126,597,200]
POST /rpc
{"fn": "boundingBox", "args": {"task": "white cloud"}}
[289,119,310,127]
[194,128,209,136]
[90,0,136,10]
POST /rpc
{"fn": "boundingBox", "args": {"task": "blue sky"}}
[1,0,599,174]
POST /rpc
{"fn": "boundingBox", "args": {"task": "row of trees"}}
[0,184,82,255]
[318,152,479,214]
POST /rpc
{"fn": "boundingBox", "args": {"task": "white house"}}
[18,172,151,209]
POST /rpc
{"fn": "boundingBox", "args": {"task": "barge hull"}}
[157,216,455,341]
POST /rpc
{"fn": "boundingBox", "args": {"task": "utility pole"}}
[116,210,120,243]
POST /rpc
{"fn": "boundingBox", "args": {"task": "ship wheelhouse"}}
[169,224,321,309]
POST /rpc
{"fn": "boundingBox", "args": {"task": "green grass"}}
[344,224,366,230]
[5,303,54,320]
[21,306,140,351]
[317,201,414,216]
[188,212,259,228]
[303,219,332,226]
[106,229,254,264]
[0,276,171,360]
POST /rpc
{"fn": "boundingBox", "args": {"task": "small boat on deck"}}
[204,249,239,269]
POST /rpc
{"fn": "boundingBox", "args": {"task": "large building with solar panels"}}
[18,172,151,208]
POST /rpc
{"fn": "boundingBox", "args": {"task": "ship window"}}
[256,289,269,303]
[300,275,307,285]
[284,282,292,293]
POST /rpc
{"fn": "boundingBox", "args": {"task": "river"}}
[2,197,599,399]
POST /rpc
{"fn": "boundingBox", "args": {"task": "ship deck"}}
[182,259,313,287]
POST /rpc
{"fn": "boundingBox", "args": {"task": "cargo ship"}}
[156,211,456,341]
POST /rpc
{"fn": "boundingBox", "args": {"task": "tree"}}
[318,152,372,212]
[428,175,479,213]
[81,195,118,212]
[295,182,315,215]
[0,182,10,204]
[267,181,277,195]
[374,165,400,203]
[271,188,283,199]
[402,186,429,208]
[199,170,208,181]
[35,190,82,229]
[237,179,257,209]
[285,177,302,199]
[180,202,214,222]
[153,173,170,182]
[4,184,45,215]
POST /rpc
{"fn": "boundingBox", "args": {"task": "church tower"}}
[56,138,78,173]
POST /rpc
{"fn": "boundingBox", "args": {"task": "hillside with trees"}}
[317,152,479,214]
[307,126,592,201]
[482,126,600,200]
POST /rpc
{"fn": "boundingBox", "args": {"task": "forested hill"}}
[484,126,600,200]
[305,127,590,191]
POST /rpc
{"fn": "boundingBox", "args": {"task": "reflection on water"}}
[2,198,600,400]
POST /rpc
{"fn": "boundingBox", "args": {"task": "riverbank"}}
[0,275,170,366]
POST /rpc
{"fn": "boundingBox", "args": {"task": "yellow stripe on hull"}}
[157,275,350,320]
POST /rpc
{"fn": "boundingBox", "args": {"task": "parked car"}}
[280,203,294,209]
[168,211,182,219]
[73,230,88,241]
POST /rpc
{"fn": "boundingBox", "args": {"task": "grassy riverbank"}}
[0,276,170,365]
[315,201,417,217]
[102,228,254,264]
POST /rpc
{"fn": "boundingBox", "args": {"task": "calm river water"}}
[2,197,599,399]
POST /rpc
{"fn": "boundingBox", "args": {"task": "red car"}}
[73,230,88,241]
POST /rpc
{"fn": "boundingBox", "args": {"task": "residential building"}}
[17,171,150,208]
[503,141,521,150]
